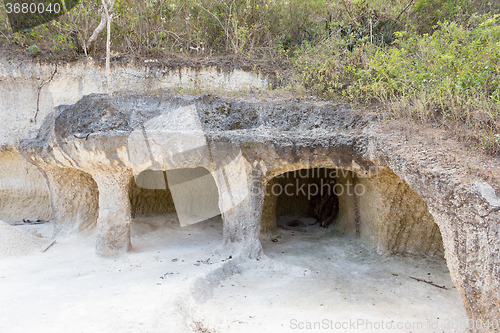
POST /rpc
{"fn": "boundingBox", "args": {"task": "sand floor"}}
[0,214,467,333]
[195,219,468,332]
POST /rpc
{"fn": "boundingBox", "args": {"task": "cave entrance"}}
[258,167,464,322]
[128,168,222,251]
[261,166,444,256]
[261,168,358,235]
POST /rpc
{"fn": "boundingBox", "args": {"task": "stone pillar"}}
[211,158,263,259]
[434,209,500,326]
[91,169,133,256]
[335,171,358,235]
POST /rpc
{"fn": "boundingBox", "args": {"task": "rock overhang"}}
[20,92,377,173]
[3,56,500,327]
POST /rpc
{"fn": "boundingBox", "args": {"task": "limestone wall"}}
[0,58,269,225]
[129,171,176,216]
[43,166,99,235]
[2,61,499,326]
[356,169,444,256]
[335,171,358,235]
[0,151,52,222]
[375,125,500,327]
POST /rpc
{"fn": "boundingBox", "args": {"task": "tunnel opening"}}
[261,167,344,233]
[128,167,223,251]
[257,166,464,323]
[262,167,362,238]
[261,166,444,257]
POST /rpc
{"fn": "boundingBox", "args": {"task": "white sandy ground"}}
[0,221,52,257]
[0,214,467,333]
[193,219,468,333]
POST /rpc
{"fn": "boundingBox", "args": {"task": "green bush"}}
[411,0,500,33]
[27,44,40,56]
[294,14,500,154]
[294,37,367,99]
[360,16,500,101]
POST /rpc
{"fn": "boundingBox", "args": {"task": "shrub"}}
[27,44,39,56]
[294,14,500,154]
[0,0,334,57]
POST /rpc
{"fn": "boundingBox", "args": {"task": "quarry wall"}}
[1,57,499,329]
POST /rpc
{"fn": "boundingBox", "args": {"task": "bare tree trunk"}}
[86,0,114,94]
[86,11,106,53]
[101,0,113,95]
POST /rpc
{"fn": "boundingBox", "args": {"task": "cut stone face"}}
[15,92,500,325]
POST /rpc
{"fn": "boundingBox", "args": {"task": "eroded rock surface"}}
[375,122,500,327]
[6,90,500,327]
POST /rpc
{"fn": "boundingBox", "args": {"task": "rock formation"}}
[1,58,499,328]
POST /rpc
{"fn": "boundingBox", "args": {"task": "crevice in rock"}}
[35,65,57,124]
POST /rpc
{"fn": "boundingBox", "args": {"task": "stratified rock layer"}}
[1,85,497,328]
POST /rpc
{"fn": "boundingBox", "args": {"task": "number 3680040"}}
[5,2,61,14]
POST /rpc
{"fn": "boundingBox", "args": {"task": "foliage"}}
[27,43,39,55]
[411,0,500,33]
[294,14,500,154]
[0,0,335,57]
[294,37,367,99]
[3,0,491,57]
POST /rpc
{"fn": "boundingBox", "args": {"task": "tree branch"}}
[86,9,106,53]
